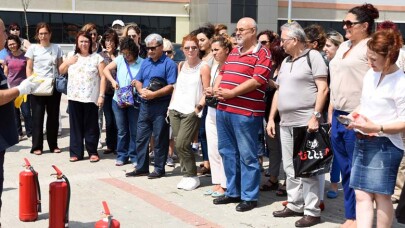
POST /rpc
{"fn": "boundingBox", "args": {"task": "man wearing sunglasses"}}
[211,17,272,212]
[126,33,177,179]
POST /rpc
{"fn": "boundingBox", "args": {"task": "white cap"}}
[112,20,124,27]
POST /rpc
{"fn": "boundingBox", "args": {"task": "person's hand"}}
[66,55,78,66]
[266,119,276,138]
[307,116,319,132]
[17,77,40,95]
[131,80,137,87]
[350,115,379,134]
[204,87,214,96]
[97,96,104,109]
[215,87,236,101]
[112,80,119,90]
[140,88,156,100]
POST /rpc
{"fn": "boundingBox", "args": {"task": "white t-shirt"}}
[169,61,207,116]
[359,68,405,150]
[67,52,103,104]
[25,44,63,78]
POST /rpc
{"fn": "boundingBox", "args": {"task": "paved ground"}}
[2,95,405,227]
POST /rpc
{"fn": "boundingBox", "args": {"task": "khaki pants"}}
[393,154,405,200]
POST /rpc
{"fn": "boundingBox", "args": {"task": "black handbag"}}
[205,96,218,108]
[147,77,167,91]
[292,124,333,178]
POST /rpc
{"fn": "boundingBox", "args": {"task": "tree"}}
[21,0,32,41]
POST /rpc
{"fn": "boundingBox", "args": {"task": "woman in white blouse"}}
[59,31,106,163]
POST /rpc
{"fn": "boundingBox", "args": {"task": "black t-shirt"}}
[0,68,18,151]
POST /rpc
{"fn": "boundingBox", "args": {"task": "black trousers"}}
[0,150,4,211]
[397,180,405,224]
[68,100,99,159]
[30,91,61,152]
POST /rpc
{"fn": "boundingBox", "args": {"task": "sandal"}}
[90,155,100,163]
[33,150,42,155]
[260,180,279,191]
[52,148,61,153]
[197,167,211,176]
[276,188,287,197]
[103,148,115,155]
[69,157,79,162]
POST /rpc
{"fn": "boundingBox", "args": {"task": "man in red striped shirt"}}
[212,17,272,212]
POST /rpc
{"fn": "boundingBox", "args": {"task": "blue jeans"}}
[330,154,341,183]
[216,110,261,201]
[103,94,117,151]
[331,109,356,219]
[135,100,170,175]
[112,101,139,164]
[257,121,265,157]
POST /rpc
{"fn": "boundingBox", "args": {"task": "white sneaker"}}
[183,176,200,191]
[177,177,187,189]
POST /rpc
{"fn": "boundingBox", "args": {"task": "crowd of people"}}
[1,2,405,227]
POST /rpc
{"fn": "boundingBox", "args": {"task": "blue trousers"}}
[216,110,261,201]
[330,109,356,219]
[103,94,117,151]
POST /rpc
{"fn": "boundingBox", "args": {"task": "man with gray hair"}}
[125,33,177,179]
[211,17,272,212]
[267,21,328,227]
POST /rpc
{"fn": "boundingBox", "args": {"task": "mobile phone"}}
[337,116,352,126]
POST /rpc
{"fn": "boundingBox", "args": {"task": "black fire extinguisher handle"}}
[62,175,71,227]
[29,167,41,213]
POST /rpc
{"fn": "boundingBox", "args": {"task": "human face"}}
[9,27,20,36]
[104,39,116,53]
[280,30,295,55]
[367,49,385,72]
[7,39,19,52]
[211,41,228,64]
[183,41,199,59]
[0,22,7,50]
[197,33,211,52]
[258,34,271,49]
[146,40,163,61]
[89,29,98,43]
[38,27,51,44]
[235,19,255,46]
[343,13,367,41]
[127,29,139,45]
[77,35,91,54]
[218,29,227,35]
[163,47,174,59]
[323,39,339,60]
[230,36,238,47]
[121,49,135,63]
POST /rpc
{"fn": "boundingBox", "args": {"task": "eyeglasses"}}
[280,37,293,43]
[260,40,270,45]
[183,46,198,51]
[164,50,173,55]
[342,20,362,28]
[146,44,162,51]
[89,32,97,37]
[235,27,254,33]
[10,28,20,31]
[128,35,137,38]
[38,32,49,36]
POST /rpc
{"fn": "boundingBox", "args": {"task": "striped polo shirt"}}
[217,44,272,116]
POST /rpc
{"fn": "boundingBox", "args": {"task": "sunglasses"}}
[128,35,137,38]
[146,44,162,51]
[10,28,20,31]
[183,46,198,51]
[342,20,362,28]
[164,50,173,55]
[89,32,98,37]
[260,40,270,45]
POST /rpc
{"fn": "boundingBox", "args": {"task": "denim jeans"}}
[216,110,261,201]
[15,94,32,137]
[112,101,139,164]
[136,100,170,175]
[103,94,117,151]
[331,109,356,219]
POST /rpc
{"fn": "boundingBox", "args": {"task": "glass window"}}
[231,0,257,23]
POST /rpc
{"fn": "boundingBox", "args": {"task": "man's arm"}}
[307,77,329,131]
[0,87,19,106]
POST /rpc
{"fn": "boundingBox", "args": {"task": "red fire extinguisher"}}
[95,201,120,228]
[49,165,70,228]
[19,158,41,221]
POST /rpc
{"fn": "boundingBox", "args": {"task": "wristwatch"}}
[313,111,321,119]
[196,104,203,111]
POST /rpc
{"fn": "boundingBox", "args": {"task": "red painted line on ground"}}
[100,178,222,228]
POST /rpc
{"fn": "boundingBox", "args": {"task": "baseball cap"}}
[112,19,125,27]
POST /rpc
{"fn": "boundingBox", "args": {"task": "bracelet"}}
[99,94,105,99]
[196,104,203,111]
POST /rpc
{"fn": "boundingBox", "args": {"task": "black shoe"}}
[236,201,257,212]
[273,207,304,217]
[125,169,149,177]
[295,215,321,227]
[213,195,241,205]
[147,171,164,179]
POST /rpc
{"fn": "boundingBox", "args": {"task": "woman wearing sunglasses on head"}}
[8,23,30,52]
[328,3,379,228]
[123,23,147,59]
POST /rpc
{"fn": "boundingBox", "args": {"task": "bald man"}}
[212,17,272,212]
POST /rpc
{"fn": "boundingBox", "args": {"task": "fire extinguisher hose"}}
[29,166,41,212]
[62,175,71,227]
